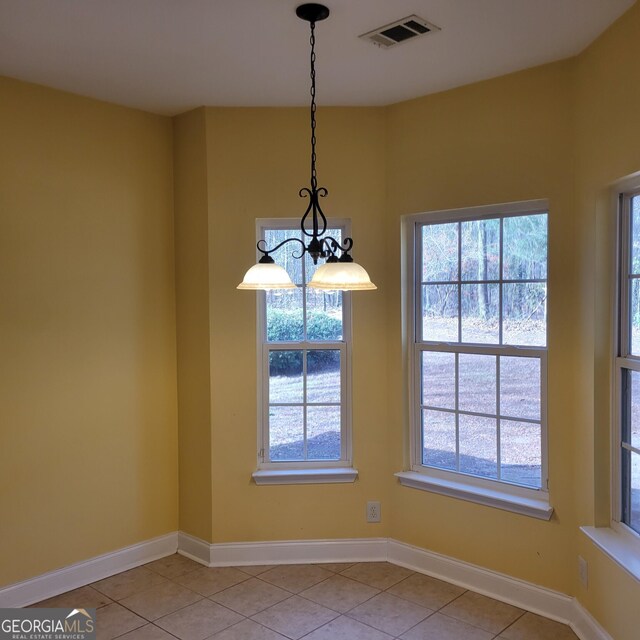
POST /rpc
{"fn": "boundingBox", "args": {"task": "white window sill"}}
[581,526,640,584]
[395,471,553,521]
[252,468,358,485]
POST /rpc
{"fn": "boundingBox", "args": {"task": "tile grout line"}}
[104,562,254,638]
[38,558,578,640]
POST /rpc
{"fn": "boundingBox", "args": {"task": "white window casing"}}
[613,180,640,542]
[401,200,552,517]
[252,218,356,484]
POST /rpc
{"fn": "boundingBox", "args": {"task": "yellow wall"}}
[573,3,640,638]
[203,107,392,541]
[0,77,178,587]
[173,109,213,541]
[385,61,579,594]
[380,3,640,635]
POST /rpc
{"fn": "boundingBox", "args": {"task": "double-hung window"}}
[615,188,640,536]
[254,219,354,482]
[402,201,550,516]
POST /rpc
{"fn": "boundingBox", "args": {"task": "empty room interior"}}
[2,1,640,639]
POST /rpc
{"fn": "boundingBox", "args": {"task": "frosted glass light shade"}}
[308,261,377,291]
[237,262,296,290]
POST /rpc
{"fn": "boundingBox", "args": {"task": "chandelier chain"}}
[309,20,318,191]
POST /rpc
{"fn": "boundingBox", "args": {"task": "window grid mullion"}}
[421,278,547,286]
[455,352,460,472]
[457,221,462,343]
[267,341,345,350]
[419,403,542,426]
[496,356,501,481]
[302,349,308,460]
[271,402,342,408]
[499,217,504,346]
[621,442,640,455]
[620,194,631,358]
[302,245,308,341]
[416,223,424,344]
[418,343,545,358]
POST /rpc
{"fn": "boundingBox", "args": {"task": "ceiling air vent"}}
[360,15,440,48]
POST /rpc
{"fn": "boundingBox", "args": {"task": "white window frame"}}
[612,181,640,542]
[398,200,552,518]
[254,217,354,480]
[581,177,640,584]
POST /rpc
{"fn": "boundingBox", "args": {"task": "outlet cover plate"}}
[367,501,381,523]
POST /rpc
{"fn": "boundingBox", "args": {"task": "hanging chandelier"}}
[238,3,376,292]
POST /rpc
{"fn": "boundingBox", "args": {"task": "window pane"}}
[269,405,304,461]
[461,283,499,343]
[623,451,640,534]
[461,218,500,281]
[266,288,304,342]
[422,223,458,282]
[500,357,541,421]
[629,370,640,450]
[306,289,343,341]
[307,350,341,404]
[422,284,459,342]
[459,414,497,479]
[422,351,455,410]
[422,409,456,470]
[459,354,496,415]
[500,420,541,488]
[265,228,304,284]
[307,405,341,460]
[502,282,547,346]
[502,214,547,280]
[632,452,640,534]
[631,196,640,275]
[631,279,640,356]
[269,350,303,403]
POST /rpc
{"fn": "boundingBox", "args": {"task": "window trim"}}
[254,217,354,473]
[402,200,551,511]
[612,178,640,538]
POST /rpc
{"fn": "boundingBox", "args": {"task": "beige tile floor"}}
[32,555,579,640]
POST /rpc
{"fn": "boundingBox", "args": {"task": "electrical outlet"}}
[367,501,381,523]
[578,555,588,588]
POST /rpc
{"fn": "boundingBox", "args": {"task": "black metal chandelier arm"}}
[320,236,353,256]
[257,236,307,260]
[319,236,342,258]
[299,186,328,239]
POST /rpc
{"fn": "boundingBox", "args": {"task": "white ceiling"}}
[0,0,635,116]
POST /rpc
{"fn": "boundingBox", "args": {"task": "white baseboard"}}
[386,539,611,640]
[0,532,177,608]
[0,531,614,640]
[178,533,388,567]
[209,537,388,566]
[177,533,611,640]
[177,531,212,566]
[388,539,573,622]
[570,601,614,640]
